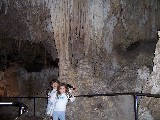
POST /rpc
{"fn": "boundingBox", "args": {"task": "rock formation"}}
[0,0,160,119]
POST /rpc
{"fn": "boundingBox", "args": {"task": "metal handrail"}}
[0,102,28,120]
[75,92,160,120]
[1,92,160,120]
[1,96,48,117]
[74,92,160,98]
[2,92,160,98]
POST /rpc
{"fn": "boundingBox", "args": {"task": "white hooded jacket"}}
[53,93,75,111]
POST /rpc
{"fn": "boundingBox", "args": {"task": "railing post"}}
[133,95,138,120]
[34,97,36,116]
[18,106,21,116]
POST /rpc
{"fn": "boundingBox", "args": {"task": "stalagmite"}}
[0,0,159,119]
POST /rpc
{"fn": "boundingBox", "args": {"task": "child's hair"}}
[49,79,60,90]
[57,83,69,95]
[50,79,60,86]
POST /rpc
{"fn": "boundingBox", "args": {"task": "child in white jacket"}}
[46,79,60,117]
[53,83,75,120]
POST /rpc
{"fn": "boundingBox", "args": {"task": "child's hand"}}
[71,86,76,95]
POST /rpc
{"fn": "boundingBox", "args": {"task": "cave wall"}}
[0,0,58,60]
[137,31,160,120]
[0,0,160,120]
[48,1,159,119]
[46,0,159,93]
[149,31,160,94]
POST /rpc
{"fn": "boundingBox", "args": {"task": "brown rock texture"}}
[0,65,21,97]
[137,31,160,120]
[0,0,160,120]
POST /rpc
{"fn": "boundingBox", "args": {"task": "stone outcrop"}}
[137,31,160,120]
[0,0,160,120]
[149,31,160,94]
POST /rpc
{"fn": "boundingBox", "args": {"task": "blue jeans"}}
[53,111,65,120]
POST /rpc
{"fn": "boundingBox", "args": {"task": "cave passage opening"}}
[0,37,59,72]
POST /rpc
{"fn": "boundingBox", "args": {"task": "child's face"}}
[59,86,66,94]
[51,82,58,89]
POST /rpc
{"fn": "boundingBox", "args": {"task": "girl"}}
[46,79,60,117]
[53,83,75,120]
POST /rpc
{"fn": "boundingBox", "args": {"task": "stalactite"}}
[0,0,159,119]
[18,40,21,52]
[0,0,3,10]
[2,0,10,15]
[44,48,47,66]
